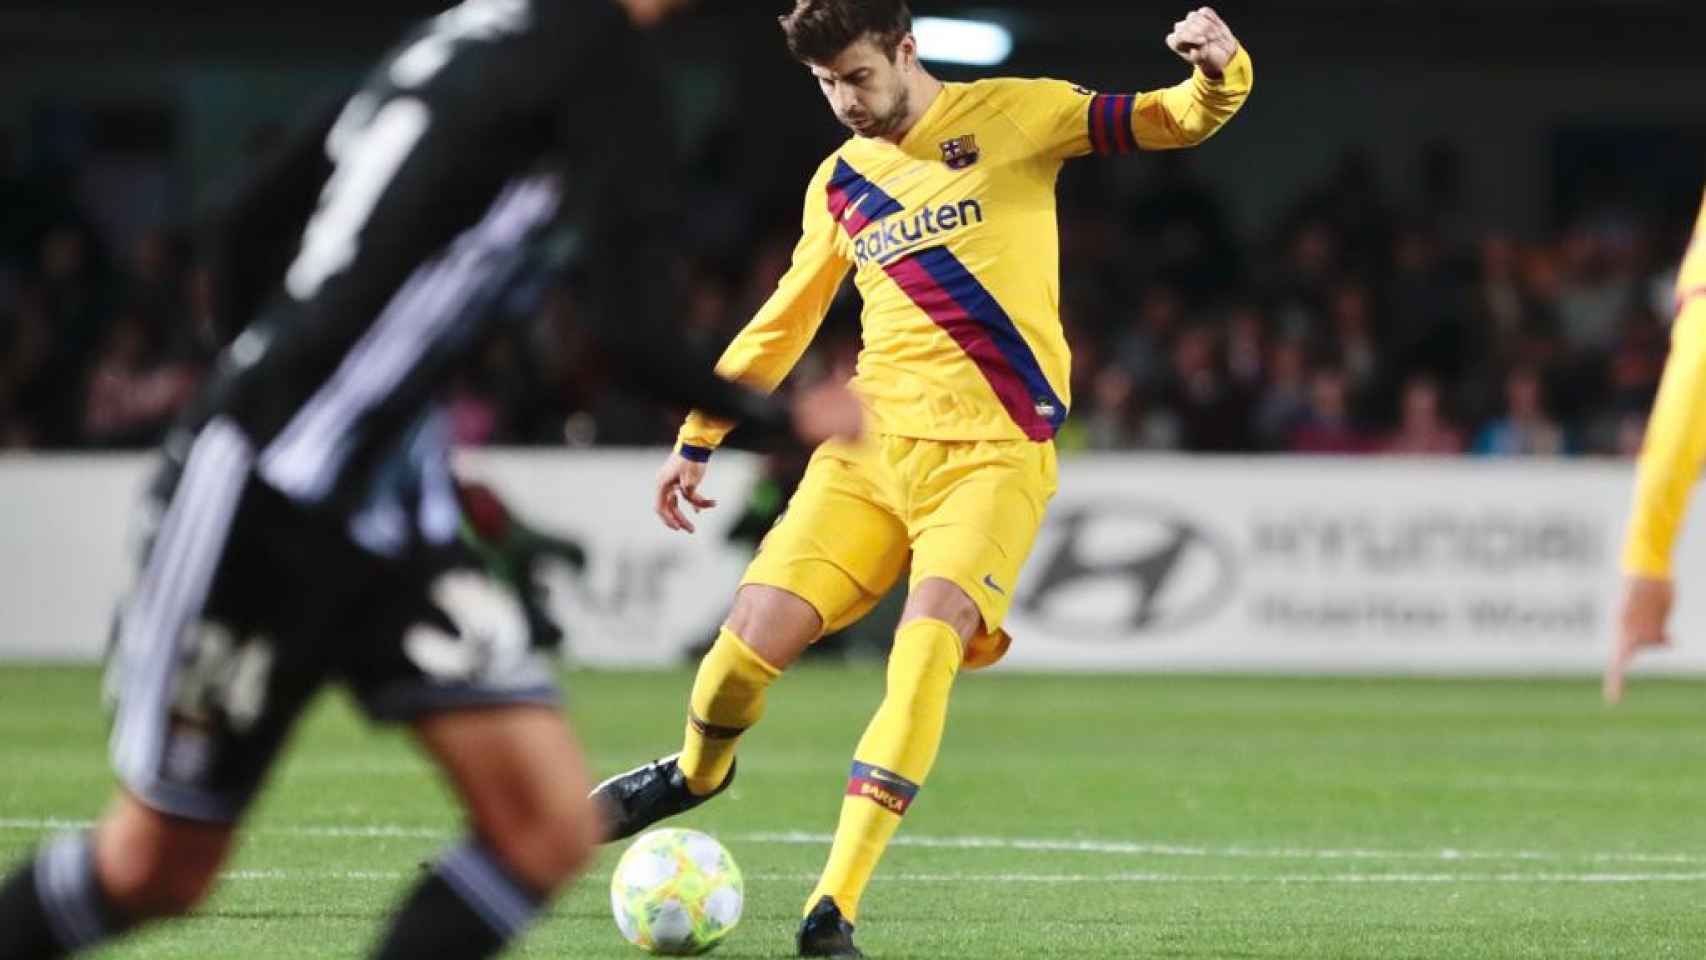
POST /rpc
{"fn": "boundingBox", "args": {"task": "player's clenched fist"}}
[1166,7,1239,78]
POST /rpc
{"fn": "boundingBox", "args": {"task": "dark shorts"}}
[107,418,558,823]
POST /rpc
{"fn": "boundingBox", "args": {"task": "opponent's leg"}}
[0,795,234,959]
[371,705,598,959]
[797,579,975,957]
[0,417,291,959]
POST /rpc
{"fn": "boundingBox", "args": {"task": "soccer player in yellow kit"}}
[1605,189,1706,704]
[593,2,1252,954]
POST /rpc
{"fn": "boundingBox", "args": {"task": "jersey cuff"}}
[1622,554,1673,578]
[679,443,715,463]
[1202,45,1252,88]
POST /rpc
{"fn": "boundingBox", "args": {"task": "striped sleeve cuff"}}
[678,444,714,463]
[1088,94,1137,155]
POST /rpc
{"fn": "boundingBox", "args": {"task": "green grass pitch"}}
[2,666,1704,958]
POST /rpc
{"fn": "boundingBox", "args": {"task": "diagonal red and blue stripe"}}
[825,158,904,237]
[884,245,1067,440]
[1088,94,1137,155]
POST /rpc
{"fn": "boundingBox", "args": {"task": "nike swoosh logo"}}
[982,574,1006,595]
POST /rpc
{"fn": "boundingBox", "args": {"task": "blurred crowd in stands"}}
[0,129,1689,458]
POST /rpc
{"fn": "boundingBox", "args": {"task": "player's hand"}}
[789,380,865,445]
[1603,574,1675,705]
[1166,7,1239,78]
[656,451,715,534]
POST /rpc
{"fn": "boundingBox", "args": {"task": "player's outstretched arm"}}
[1606,311,1706,702]
[674,155,851,464]
[1131,7,1252,149]
[1606,203,1706,703]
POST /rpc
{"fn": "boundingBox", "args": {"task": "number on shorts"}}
[172,621,276,734]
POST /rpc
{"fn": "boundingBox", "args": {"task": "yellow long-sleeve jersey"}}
[1623,189,1706,576]
[676,48,1253,456]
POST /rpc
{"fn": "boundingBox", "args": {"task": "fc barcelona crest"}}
[939,134,980,170]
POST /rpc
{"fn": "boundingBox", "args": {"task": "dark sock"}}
[370,841,545,960]
[0,861,61,960]
[0,834,125,960]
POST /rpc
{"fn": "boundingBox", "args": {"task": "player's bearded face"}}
[811,38,913,139]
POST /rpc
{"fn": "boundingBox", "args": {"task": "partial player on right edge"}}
[1605,187,1706,704]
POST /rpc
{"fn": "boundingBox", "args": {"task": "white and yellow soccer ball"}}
[610,828,744,955]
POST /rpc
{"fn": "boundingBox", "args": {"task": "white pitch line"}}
[6,818,1705,869]
[736,831,1706,866]
[223,869,410,881]
[256,824,448,839]
[212,869,1706,886]
[0,818,446,839]
[876,872,1706,885]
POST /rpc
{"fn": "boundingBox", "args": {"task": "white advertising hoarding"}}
[452,449,761,667]
[0,454,152,660]
[999,457,1654,673]
[2,450,1703,675]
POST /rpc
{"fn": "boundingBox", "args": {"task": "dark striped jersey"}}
[174,0,788,554]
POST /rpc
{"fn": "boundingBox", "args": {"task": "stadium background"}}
[3,0,1705,670]
[1,0,1702,457]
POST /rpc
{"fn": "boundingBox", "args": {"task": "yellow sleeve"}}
[1622,198,1706,576]
[995,78,1099,161]
[676,158,851,458]
[1003,46,1252,161]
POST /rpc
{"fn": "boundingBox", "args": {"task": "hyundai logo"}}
[1018,502,1236,638]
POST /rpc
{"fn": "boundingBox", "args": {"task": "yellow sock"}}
[806,617,962,922]
[678,627,780,795]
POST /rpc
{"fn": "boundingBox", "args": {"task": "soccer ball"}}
[610,828,744,955]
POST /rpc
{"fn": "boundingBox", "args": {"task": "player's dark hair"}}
[778,0,912,64]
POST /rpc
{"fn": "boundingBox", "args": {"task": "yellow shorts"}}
[741,434,1058,651]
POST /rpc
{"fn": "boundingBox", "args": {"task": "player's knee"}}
[479,788,598,892]
[902,578,982,642]
[95,805,232,919]
[725,585,820,669]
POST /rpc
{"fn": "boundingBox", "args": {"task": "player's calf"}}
[372,706,601,960]
[0,797,230,959]
[93,795,233,921]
